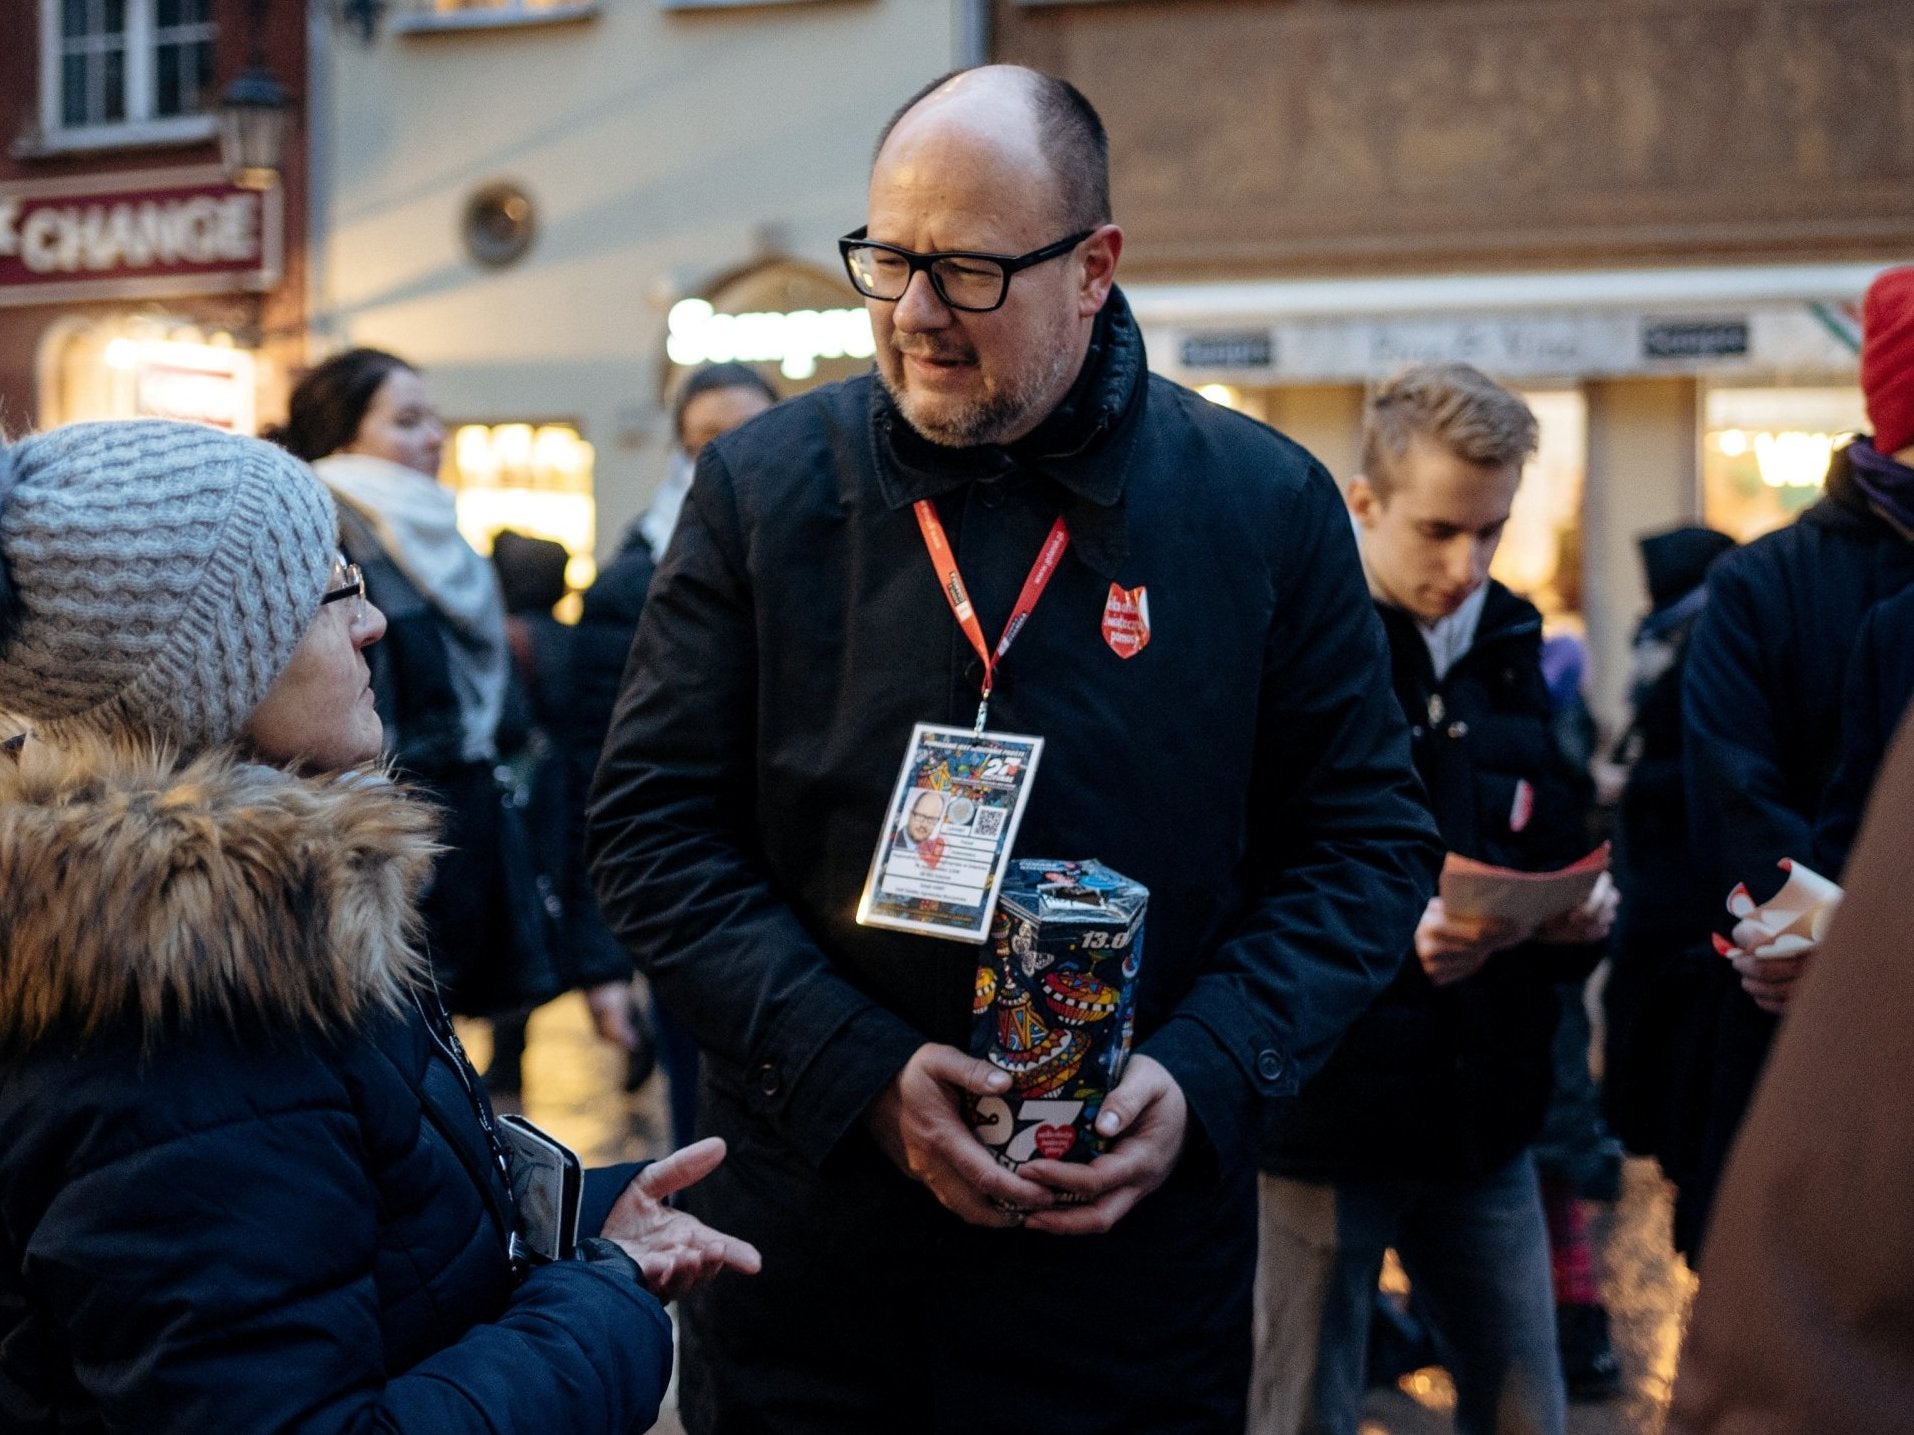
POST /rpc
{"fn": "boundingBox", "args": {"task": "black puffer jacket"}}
[0,739,670,1433]
[1266,582,1604,1183]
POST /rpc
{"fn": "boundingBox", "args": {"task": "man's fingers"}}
[925,1173,1025,1228]
[1093,1054,1170,1138]
[1019,1150,1142,1198]
[916,1043,1012,1097]
[1023,1186,1141,1236]
[636,1137,728,1200]
[938,1134,1057,1209]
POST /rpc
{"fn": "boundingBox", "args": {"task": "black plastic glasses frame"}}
[838,227,1095,313]
[321,562,365,610]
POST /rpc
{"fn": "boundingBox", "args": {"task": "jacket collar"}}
[1808,440,1914,541]
[0,732,437,1051]
[1378,580,1542,684]
[867,288,1147,578]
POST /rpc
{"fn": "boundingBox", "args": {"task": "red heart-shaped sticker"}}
[1034,1124,1076,1159]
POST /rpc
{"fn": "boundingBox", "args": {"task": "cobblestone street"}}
[477,994,1697,1435]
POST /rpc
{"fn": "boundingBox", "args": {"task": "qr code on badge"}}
[975,807,1006,839]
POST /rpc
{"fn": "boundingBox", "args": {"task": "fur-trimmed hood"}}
[0,733,439,1049]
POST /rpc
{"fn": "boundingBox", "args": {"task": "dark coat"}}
[1667,706,1914,1435]
[1603,550,1733,1163]
[1813,582,1914,876]
[508,609,632,991]
[0,741,669,1434]
[1675,441,1914,1253]
[339,509,559,1015]
[1265,582,1603,1183]
[586,291,1440,1431]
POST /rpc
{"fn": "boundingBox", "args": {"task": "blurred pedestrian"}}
[574,362,778,1146]
[484,530,643,1100]
[588,65,1438,1434]
[270,348,557,1017]
[0,420,756,1432]
[1600,528,1736,1200]
[1674,264,1914,1253]
[1665,703,1914,1435]
[1256,363,1614,1435]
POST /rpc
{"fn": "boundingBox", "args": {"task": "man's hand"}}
[1718,917,1815,1016]
[586,979,639,1050]
[866,1043,1058,1228]
[1415,897,1525,986]
[599,1137,763,1302]
[1535,872,1619,946]
[1016,1054,1187,1236]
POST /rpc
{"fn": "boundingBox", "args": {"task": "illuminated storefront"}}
[441,419,599,606]
[1701,385,1868,543]
[1,165,287,432]
[1130,264,1881,723]
[660,255,873,398]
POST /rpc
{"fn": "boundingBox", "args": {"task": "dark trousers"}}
[678,1071,1254,1435]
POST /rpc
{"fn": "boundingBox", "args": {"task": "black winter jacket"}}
[0,741,670,1433]
[588,289,1441,1184]
[1266,582,1604,1183]
[1675,440,1914,1253]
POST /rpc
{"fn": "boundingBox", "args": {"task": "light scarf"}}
[638,447,696,560]
[313,453,510,763]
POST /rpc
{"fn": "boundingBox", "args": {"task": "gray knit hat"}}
[0,419,338,753]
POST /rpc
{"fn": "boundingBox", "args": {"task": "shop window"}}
[1491,390,1586,627]
[1702,385,1865,543]
[34,0,216,152]
[37,316,254,431]
[443,422,598,613]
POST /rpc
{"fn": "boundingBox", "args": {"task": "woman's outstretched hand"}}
[598,1137,762,1302]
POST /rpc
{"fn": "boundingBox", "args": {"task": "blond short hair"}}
[1359,363,1539,499]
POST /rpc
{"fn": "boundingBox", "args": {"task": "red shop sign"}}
[0,166,282,308]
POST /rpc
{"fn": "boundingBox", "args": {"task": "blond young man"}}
[1253,363,1615,1435]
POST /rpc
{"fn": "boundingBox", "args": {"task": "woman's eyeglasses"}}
[321,560,366,626]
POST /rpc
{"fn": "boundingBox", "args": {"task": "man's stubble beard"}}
[882,323,1082,449]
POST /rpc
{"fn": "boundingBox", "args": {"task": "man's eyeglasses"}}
[838,227,1094,314]
[321,560,366,626]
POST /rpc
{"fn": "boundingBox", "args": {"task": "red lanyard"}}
[913,498,1070,733]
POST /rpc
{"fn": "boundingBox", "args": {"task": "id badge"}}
[856,723,1044,943]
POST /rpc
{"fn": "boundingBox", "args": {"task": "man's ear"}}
[1078,224,1123,317]
[1347,474,1383,529]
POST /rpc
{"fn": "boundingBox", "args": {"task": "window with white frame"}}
[37,0,217,150]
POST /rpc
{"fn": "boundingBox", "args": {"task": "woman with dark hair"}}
[0,420,756,1433]
[270,348,549,1016]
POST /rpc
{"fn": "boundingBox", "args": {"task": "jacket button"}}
[1256,1049,1284,1082]
[756,1062,781,1098]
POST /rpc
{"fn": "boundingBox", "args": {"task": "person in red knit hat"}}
[1658,262,1914,1261]
[1861,266,1914,458]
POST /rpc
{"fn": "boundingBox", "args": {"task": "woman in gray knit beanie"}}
[0,420,754,1433]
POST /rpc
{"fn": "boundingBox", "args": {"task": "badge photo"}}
[1102,584,1150,659]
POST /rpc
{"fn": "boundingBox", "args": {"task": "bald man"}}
[589,67,1439,1433]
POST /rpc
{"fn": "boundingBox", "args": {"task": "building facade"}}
[995,0,1913,728]
[0,0,308,442]
[311,0,974,585]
